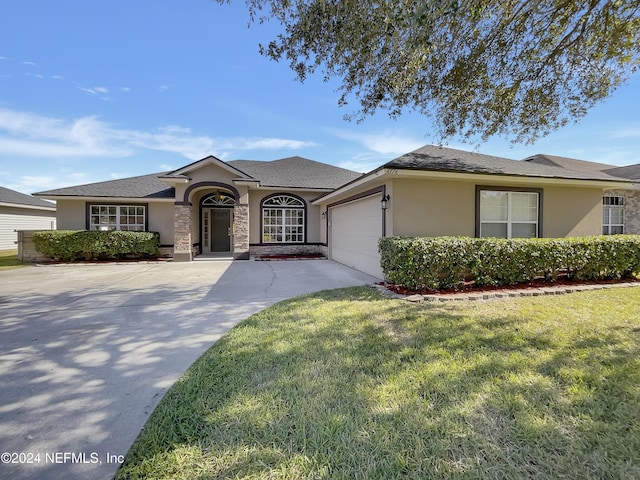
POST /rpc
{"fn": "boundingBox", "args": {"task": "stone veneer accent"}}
[173,204,193,262]
[233,204,250,259]
[607,189,640,235]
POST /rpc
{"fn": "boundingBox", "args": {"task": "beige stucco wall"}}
[391,178,476,237]
[56,200,86,230]
[328,177,606,239]
[542,186,603,237]
[148,202,175,244]
[390,179,605,238]
[174,164,249,205]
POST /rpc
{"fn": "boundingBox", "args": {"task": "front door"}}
[210,209,231,252]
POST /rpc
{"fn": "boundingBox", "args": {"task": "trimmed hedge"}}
[379,235,640,291]
[33,230,160,262]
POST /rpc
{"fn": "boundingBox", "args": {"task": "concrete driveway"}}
[0,259,378,480]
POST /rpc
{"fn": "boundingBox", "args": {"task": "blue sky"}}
[1,0,639,195]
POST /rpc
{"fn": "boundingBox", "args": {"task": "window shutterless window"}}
[261,195,305,243]
[602,195,624,235]
[90,205,146,231]
[478,190,539,238]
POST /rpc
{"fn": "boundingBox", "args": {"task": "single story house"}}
[0,186,56,251]
[34,145,638,278]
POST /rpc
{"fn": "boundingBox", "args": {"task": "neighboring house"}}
[34,145,637,278]
[0,186,56,251]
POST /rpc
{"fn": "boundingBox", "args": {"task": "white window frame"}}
[602,195,624,235]
[478,189,540,239]
[89,205,146,231]
[262,195,305,243]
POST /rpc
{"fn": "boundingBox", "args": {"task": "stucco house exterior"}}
[34,145,638,278]
[0,186,56,251]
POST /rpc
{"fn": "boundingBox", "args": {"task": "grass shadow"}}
[116,287,640,479]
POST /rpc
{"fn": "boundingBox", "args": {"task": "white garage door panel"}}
[331,195,383,278]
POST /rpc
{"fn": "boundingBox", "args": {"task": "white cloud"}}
[80,86,110,96]
[21,61,37,67]
[337,157,384,174]
[236,138,315,150]
[609,122,640,139]
[329,128,424,156]
[158,85,171,92]
[51,75,65,80]
[0,107,316,162]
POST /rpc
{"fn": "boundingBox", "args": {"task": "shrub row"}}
[33,230,160,262]
[379,235,640,290]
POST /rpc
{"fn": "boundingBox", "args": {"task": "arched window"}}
[262,194,305,243]
[201,191,235,207]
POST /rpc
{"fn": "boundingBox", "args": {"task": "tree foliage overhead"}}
[218,0,640,144]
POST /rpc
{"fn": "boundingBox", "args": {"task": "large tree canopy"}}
[218,0,640,144]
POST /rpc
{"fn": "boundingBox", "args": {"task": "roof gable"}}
[228,156,362,189]
[163,155,253,180]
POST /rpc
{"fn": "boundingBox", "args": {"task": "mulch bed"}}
[255,254,326,261]
[37,257,171,265]
[380,274,640,297]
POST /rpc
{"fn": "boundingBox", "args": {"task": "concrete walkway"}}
[0,260,378,480]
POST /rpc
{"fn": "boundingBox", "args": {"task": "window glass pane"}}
[512,223,537,238]
[610,226,623,234]
[480,223,507,238]
[609,208,623,224]
[511,193,538,221]
[480,191,508,221]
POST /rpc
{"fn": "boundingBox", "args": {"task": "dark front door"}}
[211,209,231,252]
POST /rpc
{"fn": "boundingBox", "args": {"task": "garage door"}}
[330,194,383,278]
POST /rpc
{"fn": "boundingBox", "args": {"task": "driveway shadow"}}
[0,260,376,480]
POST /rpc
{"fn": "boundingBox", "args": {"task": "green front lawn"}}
[117,287,640,479]
[0,250,25,270]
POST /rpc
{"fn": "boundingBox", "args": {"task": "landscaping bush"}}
[379,235,640,290]
[33,230,160,262]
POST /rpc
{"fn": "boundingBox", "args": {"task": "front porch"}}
[173,185,250,262]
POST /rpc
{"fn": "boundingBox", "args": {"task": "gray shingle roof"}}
[603,164,640,181]
[0,186,56,208]
[523,154,614,172]
[228,156,362,189]
[33,157,362,199]
[35,173,175,199]
[384,145,629,182]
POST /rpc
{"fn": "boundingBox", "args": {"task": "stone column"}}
[233,203,250,259]
[173,203,193,262]
[625,190,640,234]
